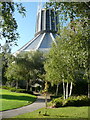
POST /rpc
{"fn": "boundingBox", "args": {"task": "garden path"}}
[0,93,50,119]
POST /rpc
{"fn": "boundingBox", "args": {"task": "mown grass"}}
[14,106,89,118]
[0,89,36,111]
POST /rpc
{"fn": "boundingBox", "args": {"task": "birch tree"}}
[44,21,89,99]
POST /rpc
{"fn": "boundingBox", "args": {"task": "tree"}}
[44,21,89,99]
[1,2,26,86]
[5,51,45,91]
[46,2,89,23]
[16,51,45,91]
[1,43,14,85]
[1,2,26,45]
[5,62,23,88]
[45,1,89,98]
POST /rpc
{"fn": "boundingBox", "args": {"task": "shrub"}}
[51,97,64,107]
[49,95,90,107]
[10,87,16,92]
[10,88,27,93]
[1,86,33,94]
[2,86,11,90]
[65,96,90,106]
[15,89,25,93]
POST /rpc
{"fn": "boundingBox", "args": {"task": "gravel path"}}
[0,93,50,119]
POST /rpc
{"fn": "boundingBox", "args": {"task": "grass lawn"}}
[14,106,89,118]
[0,89,36,111]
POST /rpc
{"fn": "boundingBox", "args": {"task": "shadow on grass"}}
[1,94,36,101]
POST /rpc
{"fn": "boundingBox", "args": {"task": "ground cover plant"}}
[0,89,36,111]
[14,106,88,118]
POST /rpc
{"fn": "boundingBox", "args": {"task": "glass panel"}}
[46,10,50,31]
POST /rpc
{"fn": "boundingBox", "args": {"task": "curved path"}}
[0,93,50,119]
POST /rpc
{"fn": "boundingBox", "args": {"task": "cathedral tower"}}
[35,8,59,36]
[15,6,59,54]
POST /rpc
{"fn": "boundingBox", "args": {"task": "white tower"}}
[15,5,59,54]
[35,8,59,36]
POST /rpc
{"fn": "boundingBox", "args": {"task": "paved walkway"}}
[0,93,50,119]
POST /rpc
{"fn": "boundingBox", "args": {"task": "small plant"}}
[43,108,49,116]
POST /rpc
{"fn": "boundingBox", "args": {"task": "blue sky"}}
[12,2,45,53]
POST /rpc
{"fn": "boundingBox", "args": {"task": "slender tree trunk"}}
[26,79,29,91]
[16,80,18,89]
[45,93,47,108]
[66,82,68,99]
[69,82,73,97]
[56,83,59,96]
[11,82,13,87]
[45,82,48,109]
[63,79,65,100]
[88,82,90,98]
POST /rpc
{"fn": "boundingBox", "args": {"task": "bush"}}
[1,86,33,94]
[65,96,90,106]
[15,89,25,93]
[10,87,16,92]
[2,86,11,90]
[51,97,64,107]
[54,99,63,107]
[50,95,90,107]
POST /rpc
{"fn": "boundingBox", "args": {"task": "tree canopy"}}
[1,2,26,45]
[5,51,45,90]
[44,20,89,98]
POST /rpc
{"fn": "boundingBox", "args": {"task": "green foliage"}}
[1,86,34,94]
[10,87,16,92]
[65,96,90,107]
[15,88,26,93]
[5,51,45,90]
[1,2,26,44]
[46,2,89,26]
[45,2,90,98]
[52,98,63,107]
[5,59,24,89]
[44,21,89,98]
[10,88,28,93]
[1,86,11,90]
[1,86,26,93]
[50,96,90,107]
[1,51,15,85]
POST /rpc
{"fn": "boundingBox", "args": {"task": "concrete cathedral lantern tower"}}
[15,6,59,55]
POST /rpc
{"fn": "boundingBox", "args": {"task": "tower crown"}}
[35,8,59,36]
